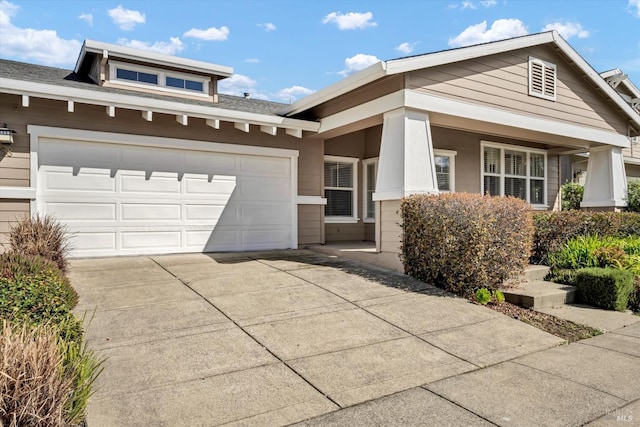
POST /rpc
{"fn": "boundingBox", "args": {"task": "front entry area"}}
[34,129,297,257]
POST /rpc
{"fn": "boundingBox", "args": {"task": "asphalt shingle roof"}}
[0,59,290,116]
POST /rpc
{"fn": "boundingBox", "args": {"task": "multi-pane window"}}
[363,159,377,221]
[482,142,547,206]
[324,156,358,221]
[434,149,456,192]
[110,61,209,96]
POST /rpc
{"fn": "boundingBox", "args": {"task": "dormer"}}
[73,39,233,103]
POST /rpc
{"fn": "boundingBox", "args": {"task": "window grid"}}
[324,156,358,222]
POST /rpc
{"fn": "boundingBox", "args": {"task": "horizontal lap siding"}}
[407,45,628,134]
[0,94,324,246]
[380,200,402,254]
[298,205,322,245]
[0,199,29,248]
[627,164,640,179]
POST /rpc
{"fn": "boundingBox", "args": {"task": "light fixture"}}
[0,123,16,144]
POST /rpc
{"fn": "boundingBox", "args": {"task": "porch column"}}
[373,108,437,256]
[373,108,438,201]
[581,146,628,210]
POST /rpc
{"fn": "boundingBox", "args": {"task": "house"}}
[1,31,638,262]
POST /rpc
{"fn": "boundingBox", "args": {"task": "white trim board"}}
[0,187,36,199]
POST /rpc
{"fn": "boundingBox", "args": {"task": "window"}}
[529,57,556,101]
[481,142,547,207]
[324,156,358,222]
[434,149,457,192]
[363,158,378,221]
[109,60,210,97]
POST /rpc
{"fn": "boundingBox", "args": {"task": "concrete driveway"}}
[69,250,640,426]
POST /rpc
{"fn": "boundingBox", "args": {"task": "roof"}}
[0,59,288,116]
[600,68,640,108]
[283,31,640,131]
[75,39,233,78]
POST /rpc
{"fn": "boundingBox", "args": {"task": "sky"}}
[1,0,639,103]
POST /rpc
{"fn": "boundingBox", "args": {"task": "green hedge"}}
[575,267,634,311]
[532,211,640,264]
[0,252,79,337]
[401,193,533,296]
[561,182,584,211]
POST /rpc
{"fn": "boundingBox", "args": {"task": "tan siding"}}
[364,223,375,241]
[627,164,640,179]
[325,223,364,241]
[1,94,325,248]
[407,45,628,134]
[380,200,402,254]
[0,199,29,249]
[308,75,404,119]
[298,205,322,245]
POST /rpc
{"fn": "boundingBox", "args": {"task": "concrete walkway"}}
[69,250,640,426]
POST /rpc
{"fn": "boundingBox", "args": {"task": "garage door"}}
[37,137,296,257]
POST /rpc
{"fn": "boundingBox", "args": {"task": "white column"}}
[372,108,438,201]
[581,145,628,209]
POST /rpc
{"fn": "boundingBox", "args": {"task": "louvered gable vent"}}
[529,57,556,101]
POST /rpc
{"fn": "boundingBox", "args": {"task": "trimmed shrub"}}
[0,320,103,427]
[475,288,491,305]
[531,211,640,264]
[628,278,640,313]
[575,268,634,311]
[629,180,640,213]
[401,193,533,296]
[0,252,78,334]
[561,182,584,211]
[9,214,70,272]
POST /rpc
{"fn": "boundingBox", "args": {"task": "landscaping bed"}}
[486,301,602,342]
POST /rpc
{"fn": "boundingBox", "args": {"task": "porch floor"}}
[306,241,403,272]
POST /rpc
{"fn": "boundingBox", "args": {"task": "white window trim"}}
[324,155,359,223]
[362,157,378,223]
[528,56,556,101]
[109,60,210,97]
[480,141,548,208]
[434,149,457,193]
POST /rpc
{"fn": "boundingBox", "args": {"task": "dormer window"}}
[109,60,210,97]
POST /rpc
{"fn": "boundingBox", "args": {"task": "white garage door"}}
[37,136,296,257]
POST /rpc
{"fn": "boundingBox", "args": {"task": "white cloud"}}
[450,0,497,9]
[396,42,418,55]
[322,11,377,30]
[461,1,476,9]
[0,0,81,66]
[218,74,268,100]
[275,85,315,102]
[338,53,381,76]
[117,37,185,55]
[78,12,93,26]
[258,22,276,31]
[628,0,640,17]
[542,22,589,39]
[245,58,260,63]
[448,19,528,47]
[183,26,229,41]
[108,5,145,31]
[480,0,497,6]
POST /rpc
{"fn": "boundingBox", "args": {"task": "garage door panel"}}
[184,175,236,196]
[46,202,116,221]
[238,177,290,201]
[121,231,182,249]
[121,203,182,221]
[72,233,117,252]
[120,172,181,194]
[44,168,116,192]
[38,138,294,256]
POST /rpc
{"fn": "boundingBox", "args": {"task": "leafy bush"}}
[628,180,640,213]
[475,288,491,305]
[9,214,70,272]
[531,211,640,264]
[561,182,584,211]
[493,289,505,304]
[0,252,79,336]
[575,268,634,311]
[401,193,533,296]
[628,278,640,313]
[0,320,103,427]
